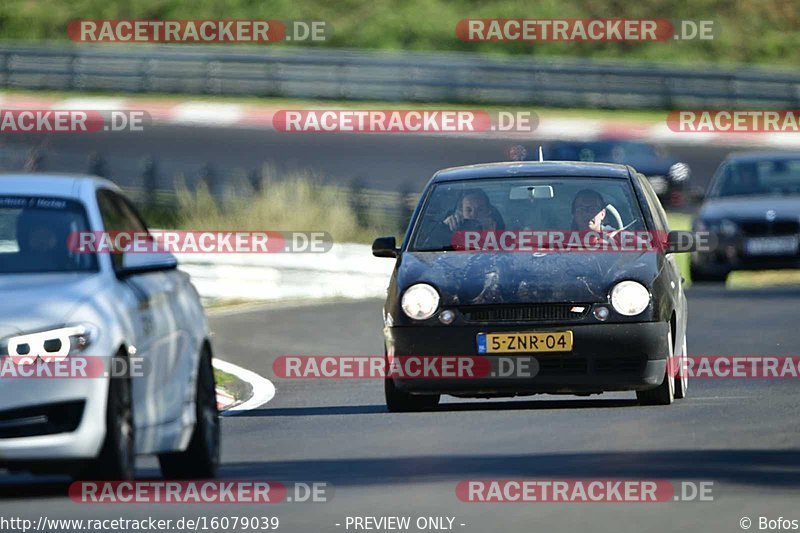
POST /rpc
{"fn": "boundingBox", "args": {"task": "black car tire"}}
[385,377,440,412]
[636,329,675,406]
[80,355,135,480]
[158,346,220,479]
[690,264,728,283]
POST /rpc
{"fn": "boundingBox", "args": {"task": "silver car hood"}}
[0,273,105,337]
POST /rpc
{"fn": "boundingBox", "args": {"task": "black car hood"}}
[397,251,659,306]
[699,195,800,221]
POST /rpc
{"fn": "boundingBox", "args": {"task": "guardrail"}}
[1,43,799,109]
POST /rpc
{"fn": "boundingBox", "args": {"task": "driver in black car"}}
[443,189,505,231]
[571,189,611,231]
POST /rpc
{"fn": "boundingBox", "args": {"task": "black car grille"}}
[740,220,800,236]
[460,303,590,323]
[0,400,85,438]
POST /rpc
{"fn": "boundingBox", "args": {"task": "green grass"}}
[1,0,799,66]
[666,212,692,288]
[173,168,396,243]
[213,367,252,402]
[213,368,237,396]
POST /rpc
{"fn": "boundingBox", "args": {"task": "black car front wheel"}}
[79,354,135,480]
[636,329,675,406]
[385,377,440,412]
[158,345,220,479]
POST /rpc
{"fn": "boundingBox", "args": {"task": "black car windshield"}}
[410,177,646,252]
[709,158,800,198]
[0,196,98,274]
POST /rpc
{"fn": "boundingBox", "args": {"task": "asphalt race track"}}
[0,285,798,532]
[0,125,763,193]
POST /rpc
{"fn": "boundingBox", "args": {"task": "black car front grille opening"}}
[461,303,590,322]
[536,356,588,375]
[0,400,85,438]
[740,221,800,236]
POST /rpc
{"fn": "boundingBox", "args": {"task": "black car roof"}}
[724,151,800,163]
[431,161,632,183]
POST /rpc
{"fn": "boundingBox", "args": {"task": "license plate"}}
[477,331,573,354]
[744,236,799,256]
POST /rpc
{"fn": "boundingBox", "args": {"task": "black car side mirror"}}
[665,230,697,254]
[372,236,400,258]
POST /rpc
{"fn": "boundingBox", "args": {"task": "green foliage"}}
[170,168,397,243]
[0,0,797,65]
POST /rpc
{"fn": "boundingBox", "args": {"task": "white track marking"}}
[213,358,276,415]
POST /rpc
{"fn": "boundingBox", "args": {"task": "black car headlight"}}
[0,324,97,364]
[401,284,440,321]
[610,281,651,316]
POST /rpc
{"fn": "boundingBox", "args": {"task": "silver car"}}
[0,174,219,480]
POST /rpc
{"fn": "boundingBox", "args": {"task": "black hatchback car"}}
[373,161,691,411]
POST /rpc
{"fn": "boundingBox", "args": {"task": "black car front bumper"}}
[386,321,669,396]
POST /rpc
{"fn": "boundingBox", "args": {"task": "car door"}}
[114,193,200,431]
[96,189,182,435]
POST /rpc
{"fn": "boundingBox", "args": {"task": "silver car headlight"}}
[669,162,690,182]
[610,281,651,316]
[401,284,440,320]
[0,324,97,364]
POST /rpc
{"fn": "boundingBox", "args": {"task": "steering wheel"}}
[604,203,624,230]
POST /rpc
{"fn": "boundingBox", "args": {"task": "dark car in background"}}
[520,140,691,208]
[690,152,800,283]
[372,161,691,412]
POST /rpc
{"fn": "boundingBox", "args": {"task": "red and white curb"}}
[212,358,276,415]
[215,388,236,411]
[2,93,799,147]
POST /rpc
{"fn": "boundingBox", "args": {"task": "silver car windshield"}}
[0,196,98,274]
[710,158,800,197]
